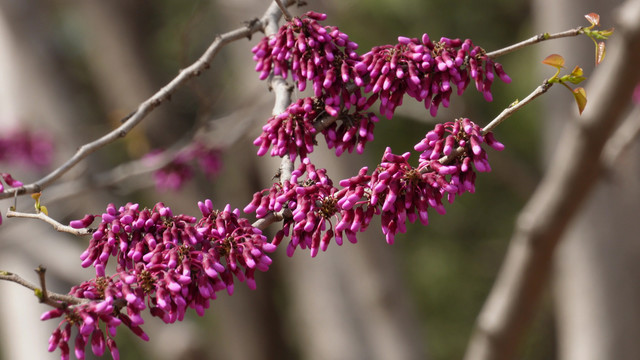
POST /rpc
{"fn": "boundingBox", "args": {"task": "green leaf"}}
[566,66,587,84]
[573,87,587,114]
[600,27,615,37]
[570,66,583,77]
[596,41,606,66]
[585,13,600,27]
[542,54,565,69]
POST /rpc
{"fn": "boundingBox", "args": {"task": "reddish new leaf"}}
[573,87,587,114]
[542,54,565,69]
[585,13,600,27]
[596,41,606,66]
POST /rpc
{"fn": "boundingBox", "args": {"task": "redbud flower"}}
[245,158,348,257]
[252,11,360,111]
[54,199,276,359]
[1,172,23,188]
[0,128,54,169]
[323,111,378,156]
[152,155,194,191]
[414,118,504,201]
[253,98,319,161]
[147,142,223,191]
[354,36,510,118]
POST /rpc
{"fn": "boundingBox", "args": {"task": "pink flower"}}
[149,142,223,191]
[0,128,54,169]
[52,199,277,359]
[252,11,360,107]
[354,36,510,118]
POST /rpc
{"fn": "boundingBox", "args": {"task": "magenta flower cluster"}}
[37,11,509,360]
[247,118,503,254]
[0,128,54,169]
[0,172,23,193]
[252,11,360,107]
[44,200,275,359]
[251,12,509,162]
[245,158,349,257]
[253,96,379,161]
[43,276,146,360]
[414,118,504,200]
[252,11,384,161]
[150,142,223,191]
[0,173,24,225]
[254,98,319,160]
[355,35,511,118]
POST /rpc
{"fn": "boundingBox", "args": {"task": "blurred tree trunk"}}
[533,0,640,359]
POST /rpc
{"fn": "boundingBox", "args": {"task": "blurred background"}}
[0,0,638,359]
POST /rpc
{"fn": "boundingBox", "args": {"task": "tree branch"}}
[600,105,640,168]
[434,81,552,167]
[464,1,640,359]
[486,27,584,59]
[482,81,553,134]
[249,1,295,231]
[0,0,296,201]
[5,209,91,236]
[0,269,87,307]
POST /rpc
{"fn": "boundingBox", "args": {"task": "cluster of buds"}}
[355,35,511,119]
[0,128,54,169]
[321,102,379,157]
[251,12,510,163]
[414,118,504,200]
[45,200,275,359]
[37,10,512,360]
[252,11,360,112]
[254,96,380,161]
[245,158,344,257]
[148,142,222,191]
[0,172,22,193]
[249,118,503,253]
[254,98,319,161]
[43,276,146,360]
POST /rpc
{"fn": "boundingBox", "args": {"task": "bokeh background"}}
[0,0,638,359]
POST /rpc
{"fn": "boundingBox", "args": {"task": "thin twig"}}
[482,80,553,134]
[35,266,49,303]
[433,80,552,167]
[0,270,87,307]
[0,0,296,201]
[486,27,584,59]
[275,0,293,21]
[6,209,92,236]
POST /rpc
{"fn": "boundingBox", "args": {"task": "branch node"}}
[35,265,48,304]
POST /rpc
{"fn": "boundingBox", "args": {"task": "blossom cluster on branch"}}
[39,9,511,360]
[46,201,275,359]
[0,128,54,225]
[146,142,223,191]
[0,127,54,169]
[247,117,503,253]
[252,11,510,161]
